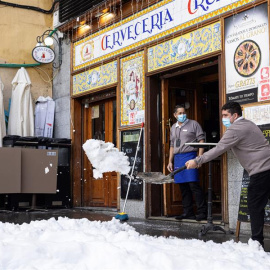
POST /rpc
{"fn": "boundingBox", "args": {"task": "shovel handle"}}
[168,165,187,177]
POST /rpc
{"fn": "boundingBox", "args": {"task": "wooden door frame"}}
[83,100,92,206]
[71,97,83,207]
[82,99,116,207]
[146,55,228,221]
[71,90,117,207]
[161,79,170,216]
[219,26,229,222]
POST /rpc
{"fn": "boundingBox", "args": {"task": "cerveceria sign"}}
[74,0,255,71]
[32,46,55,64]
[101,9,172,51]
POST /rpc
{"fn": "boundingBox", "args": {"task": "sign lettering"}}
[74,0,255,71]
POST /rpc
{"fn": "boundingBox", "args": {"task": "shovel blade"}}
[136,172,174,184]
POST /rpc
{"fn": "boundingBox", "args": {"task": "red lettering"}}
[101,35,107,51]
[188,0,197,14]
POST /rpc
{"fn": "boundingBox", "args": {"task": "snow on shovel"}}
[82,139,130,179]
[136,165,187,184]
[82,139,187,184]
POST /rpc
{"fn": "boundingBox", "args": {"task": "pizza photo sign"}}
[225,3,269,104]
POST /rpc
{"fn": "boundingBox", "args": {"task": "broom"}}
[115,122,144,221]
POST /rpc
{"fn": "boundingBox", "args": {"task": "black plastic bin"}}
[14,136,39,148]
[37,137,53,149]
[2,136,72,210]
[3,135,21,147]
[42,138,72,208]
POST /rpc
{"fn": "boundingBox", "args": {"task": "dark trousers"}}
[179,182,207,215]
[248,169,270,246]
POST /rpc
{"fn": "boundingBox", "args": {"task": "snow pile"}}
[0,218,269,270]
[83,139,130,179]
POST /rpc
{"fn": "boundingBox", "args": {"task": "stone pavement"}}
[0,208,269,252]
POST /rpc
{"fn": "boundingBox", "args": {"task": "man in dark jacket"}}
[186,102,270,248]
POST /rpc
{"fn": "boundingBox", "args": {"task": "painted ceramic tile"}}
[121,52,145,126]
[73,61,117,95]
[148,22,221,72]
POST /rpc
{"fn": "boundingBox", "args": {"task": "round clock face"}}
[234,40,261,77]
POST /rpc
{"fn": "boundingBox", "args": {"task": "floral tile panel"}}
[148,22,221,72]
[73,61,117,96]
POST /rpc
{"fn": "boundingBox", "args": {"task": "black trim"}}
[0,0,59,14]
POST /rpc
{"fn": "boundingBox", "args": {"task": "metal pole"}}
[207,158,213,224]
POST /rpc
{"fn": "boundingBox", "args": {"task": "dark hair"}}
[221,102,242,116]
[174,105,185,113]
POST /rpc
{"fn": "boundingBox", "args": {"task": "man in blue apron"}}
[167,105,207,221]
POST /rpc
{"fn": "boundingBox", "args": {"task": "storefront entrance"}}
[148,58,223,219]
[82,96,117,208]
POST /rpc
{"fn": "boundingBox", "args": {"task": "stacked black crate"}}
[45,138,72,208]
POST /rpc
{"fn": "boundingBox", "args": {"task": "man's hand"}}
[185,159,198,169]
[167,162,173,172]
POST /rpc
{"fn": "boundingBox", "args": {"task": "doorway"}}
[82,96,117,207]
[150,58,222,219]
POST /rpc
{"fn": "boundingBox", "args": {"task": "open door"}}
[83,98,117,207]
[162,79,196,216]
[161,59,221,217]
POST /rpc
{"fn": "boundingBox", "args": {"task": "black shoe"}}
[196,213,207,221]
[175,213,196,220]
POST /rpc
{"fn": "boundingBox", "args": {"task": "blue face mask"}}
[177,114,187,123]
[222,118,231,128]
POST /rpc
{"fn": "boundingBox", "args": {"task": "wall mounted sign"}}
[238,169,270,224]
[225,3,269,104]
[258,66,270,102]
[148,22,221,72]
[72,61,117,96]
[32,46,55,64]
[120,129,144,200]
[73,0,255,71]
[243,103,270,126]
[121,52,145,126]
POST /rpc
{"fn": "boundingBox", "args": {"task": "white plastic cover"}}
[8,68,34,136]
[35,96,55,138]
[0,76,6,147]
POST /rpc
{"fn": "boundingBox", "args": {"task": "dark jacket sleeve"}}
[196,128,239,165]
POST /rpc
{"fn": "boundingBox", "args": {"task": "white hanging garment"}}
[35,96,55,138]
[0,76,6,147]
[8,67,34,136]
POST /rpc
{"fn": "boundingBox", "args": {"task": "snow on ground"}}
[83,139,130,179]
[0,218,269,270]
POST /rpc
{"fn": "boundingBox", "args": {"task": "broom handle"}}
[122,122,144,213]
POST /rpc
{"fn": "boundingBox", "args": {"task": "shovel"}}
[136,165,187,184]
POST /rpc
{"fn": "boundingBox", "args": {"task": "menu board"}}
[238,170,270,224]
[120,129,144,200]
[238,124,270,223]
